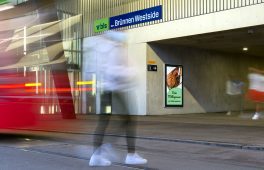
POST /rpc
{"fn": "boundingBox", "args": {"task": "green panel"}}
[0,0,9,5]
[94,18,109,33]
[166,88,182,106]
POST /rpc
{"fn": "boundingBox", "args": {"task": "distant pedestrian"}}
[226,74,244,115]
[247,67,264,120]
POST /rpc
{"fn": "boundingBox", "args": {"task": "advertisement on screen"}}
[165,65,183,107]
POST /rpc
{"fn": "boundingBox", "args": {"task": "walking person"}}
[88,30,147,166]
[247,67,264,120]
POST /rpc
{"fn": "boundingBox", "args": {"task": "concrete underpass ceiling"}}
[154,25,264,57]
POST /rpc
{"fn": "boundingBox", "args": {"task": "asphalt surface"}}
[13,112,264,149]
[0,131,264,170]
[1,112,264,169]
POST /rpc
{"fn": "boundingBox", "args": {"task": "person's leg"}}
[93,114,111,151]
[90,115,111,166]
[90,90,113,166]
[89,114,112,166]
[114,91,147,164]
[256,103,261,112]
[252,102,261,120]
[124,115,136,153]
[114,91,136,153]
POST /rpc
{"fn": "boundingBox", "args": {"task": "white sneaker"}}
[252,112,260,120]
[89,154,111,166]
[125,153,147,165]
[226,111,231,116]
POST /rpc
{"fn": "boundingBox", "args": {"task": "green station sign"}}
[94,5,162,33]
[0,0,9,5]
[94,18,109,33]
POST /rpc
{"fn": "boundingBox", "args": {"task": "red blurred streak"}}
[0,84,25,88]
[25,87,94,93]
[0,101,74,105]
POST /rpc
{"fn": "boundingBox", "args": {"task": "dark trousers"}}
[93,91,136,153]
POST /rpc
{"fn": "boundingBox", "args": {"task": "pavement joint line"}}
[8,128,264,152]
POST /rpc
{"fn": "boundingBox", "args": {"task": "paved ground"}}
[12,112,264,148]
[0,112,264,170]
[0,131,264,170]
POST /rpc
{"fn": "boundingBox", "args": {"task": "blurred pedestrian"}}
[226,74,244,115]
[88,30,147,166]
[247,67,264,120]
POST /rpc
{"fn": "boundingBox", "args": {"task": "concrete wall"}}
[147,43,264,115]
[127,43,147,115]
[127,3,264,44]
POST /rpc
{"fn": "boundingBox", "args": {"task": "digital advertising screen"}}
[165,64,183,107]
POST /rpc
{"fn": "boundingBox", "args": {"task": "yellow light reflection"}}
[76,81,95,85]
[25,83,42,87]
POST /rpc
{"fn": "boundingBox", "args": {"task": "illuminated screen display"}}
[165,64,183,107]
